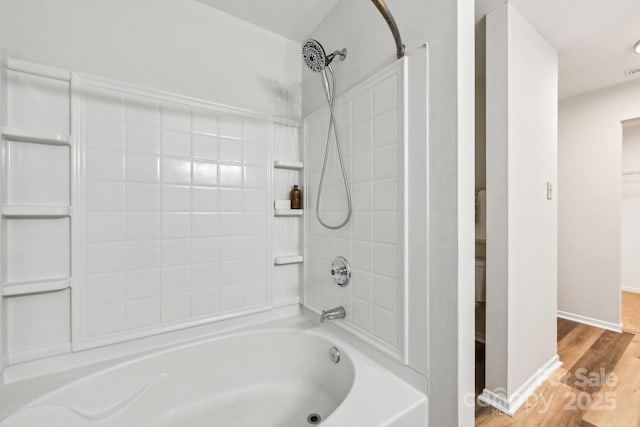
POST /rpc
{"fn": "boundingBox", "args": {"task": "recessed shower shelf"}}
[2,205,71,218]
[2,126,70,146]
[273,160,304,170]
[2,278,71,297]
[274,255,304,265]
[274,209,303,217]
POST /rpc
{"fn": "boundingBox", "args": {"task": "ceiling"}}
[477,0,640,99]
[197,0,640,99]
[194,0,339,42]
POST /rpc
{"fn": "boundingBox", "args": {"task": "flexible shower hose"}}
[315,65,352,229]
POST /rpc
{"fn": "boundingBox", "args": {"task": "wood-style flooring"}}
[475,318,640,426]
[622,291,640,335]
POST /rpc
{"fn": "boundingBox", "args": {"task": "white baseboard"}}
[479,355,562,416]
[557,310,622,333]
[622,286,640,294]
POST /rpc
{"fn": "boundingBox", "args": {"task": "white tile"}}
[193,161,218,186]
[88,273,125,305]
[352,90,372,125]
[243,118,267,142]
[162,213,191,238]
[219,213,244,236]
[373,145,397,180]
[373,110,397,148]
[87,149,124,181]
[219,285,244,311]
[126,123,159,154]
[192,213,218,237]
[161,104,191,131]
[192,133,218,160]
[373,306,397,346]
[88,181,124,211]
[126,212,160,241]
[6,218,70,283]
[219,261,243,285]
[351,269,372,301]
[352,182,372,212]
[192,263,218,289]
[219,138,243,163]
[243,259,266,283]
[218,237,243,262]
[192,289,219,315]
[86,119,124,151]
[161,130,191,157]
[191,238,219,264]
[162,293,191,322]
[87,87,124,122]
[243,236,267,259]
[352,212,372,242]
[374,212,398,244]
[353,151,372,183]
[352,298,372,332]
[161,239,191,266]
[88,212,124,242]
[245,141,268,165]
[126,183,160,211]
[161,158,191,184]
[219,189,243,212]
[161,266,191,294]
[126,269,160,299]
[243,282,267,306]
[126,241,161,270]
[192,110,217,135]
[218,113,243,139]
[373,179,398,211]
[192,187,218,212]
[244,165,267,188]
[373,75,398,116]
[126,153,159,182]
[87,302,125,337]
[87,242,124,275]
[351,241,372,271]
[373,243,398,278]
[373,275,398,311]
[126,296,161,329]
[244,214,266,235]
[334,102,352,130]
[6,142,70,206]
[125,96,159,126]
[8,71,70,135]
[219,164,243,187]
[162,185,191,212]
[243,189,265,212]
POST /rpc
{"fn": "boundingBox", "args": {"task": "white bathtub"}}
[0,313,427,426]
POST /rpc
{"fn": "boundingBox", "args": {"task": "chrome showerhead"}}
[302,39,346,72]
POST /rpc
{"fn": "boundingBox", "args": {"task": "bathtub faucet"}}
[320,306,346,323]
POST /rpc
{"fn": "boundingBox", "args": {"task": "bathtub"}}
[0,313,427,426]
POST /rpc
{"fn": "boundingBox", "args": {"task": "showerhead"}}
[302,39,347,72]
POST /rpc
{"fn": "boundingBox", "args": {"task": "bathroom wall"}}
[303,0,476,425]
[0,0,301,117]
[559,78,640,329]
[0,0,303,372]
[622,122,640,293]
[485,2,558,412]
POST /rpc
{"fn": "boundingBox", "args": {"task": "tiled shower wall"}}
[74,76,272,349]
[304,60,406,357]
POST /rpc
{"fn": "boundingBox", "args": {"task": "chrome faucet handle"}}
[330,257,351,287]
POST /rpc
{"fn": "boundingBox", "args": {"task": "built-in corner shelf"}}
[274,209,303,217]
[2,126,70,146]
[2,278,71,297]
[274,160,303,170]
[274,255,304,266]
[2,205,71,218]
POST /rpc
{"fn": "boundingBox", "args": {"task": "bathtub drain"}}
[307,413,322,424]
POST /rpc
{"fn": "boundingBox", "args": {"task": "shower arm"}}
[371,0,405,59]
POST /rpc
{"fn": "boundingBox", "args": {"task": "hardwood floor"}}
[475,319,640,426]
[622,291,640,334]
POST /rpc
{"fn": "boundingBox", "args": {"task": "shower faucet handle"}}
[330,256,351,287]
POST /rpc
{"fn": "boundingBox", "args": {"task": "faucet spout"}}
[320,306,346,323]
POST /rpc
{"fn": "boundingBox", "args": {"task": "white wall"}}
[485,2,558,411]
[303,0,476,425]
[559,79,640,328]
[622,123,640,292]
[0,0,301,117]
